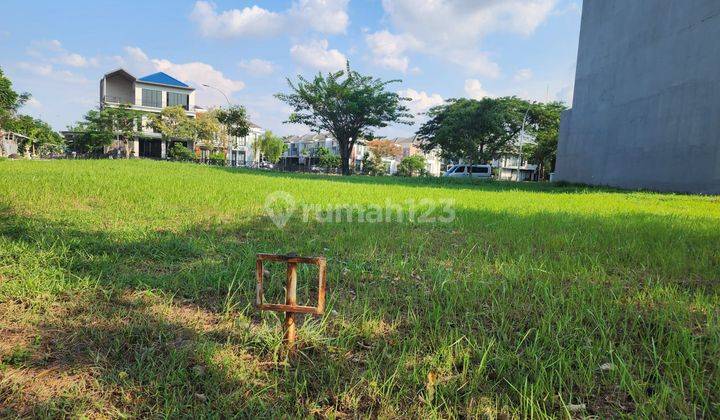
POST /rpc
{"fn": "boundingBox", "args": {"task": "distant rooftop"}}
[137,72,191,89]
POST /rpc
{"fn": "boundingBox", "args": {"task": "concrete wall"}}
[104,74,135,104]
[555,0,720,194]
[1,134,19,156]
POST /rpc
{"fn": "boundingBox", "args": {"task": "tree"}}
[257,131,286,164]
[276,62,413,175]
[314,146,340,172]
[168,142,195,161]
[103,105,141,158]
[397,155,426,177]
[216,105,250,138]
[192,110,224,151]
[417,97,530,166]
[0,67,30,129]
[8,115,63,156]
[362,152,387,176]
[66,110,114,155]
[367,138,402,159]
[524,102,567,179]
[151,106,193,141]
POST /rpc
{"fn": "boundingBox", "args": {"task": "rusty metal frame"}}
[255,253,327,348]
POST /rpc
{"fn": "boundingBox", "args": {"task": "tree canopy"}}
[7,115,63,155]
[0,67,30,129]
[397,154,426,177]
[416,97,533,165]
[523,102,567,179]
[103,105,142,158]
[276,62,413,175]
[216,105,250,139]
[66,110,115,155]
[367,138,402,159]
[257,131,286,164]
[151,106,193,141]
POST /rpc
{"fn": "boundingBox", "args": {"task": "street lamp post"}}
[201,84,231,107]
[516,105,532,181]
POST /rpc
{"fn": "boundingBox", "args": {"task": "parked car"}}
[443,164,493,178]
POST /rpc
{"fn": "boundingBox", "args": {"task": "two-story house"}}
[99,68,199,158]
[280,133,367,171]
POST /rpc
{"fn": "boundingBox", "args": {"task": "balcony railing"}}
[103,95,134,105]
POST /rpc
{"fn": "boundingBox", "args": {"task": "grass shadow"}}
[1,200,718,417]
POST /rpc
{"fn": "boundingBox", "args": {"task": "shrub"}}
[168,143,194,161]
[397,155,426,177]
[209,152,226,166]
[362,152,387,176]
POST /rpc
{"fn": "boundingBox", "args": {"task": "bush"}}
[209,152,226,166]
[362,152,387,176]
[168,143,195,161]
[397,155,427,177]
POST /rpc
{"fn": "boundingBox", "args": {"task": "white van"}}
[443,164,493,179]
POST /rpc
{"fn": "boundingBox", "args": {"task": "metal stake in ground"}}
[255,253,327,351]
[283,262,297,346]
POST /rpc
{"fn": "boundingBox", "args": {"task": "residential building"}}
[0,131,21,157]
[280,133,367,171]
[386,137,443,176]
[493,155,538,181]
[226,121,264,167]
[98,68,199,159]
[556,0,720,194]
[64,68,265,164]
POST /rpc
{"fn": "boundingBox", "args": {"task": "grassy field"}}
[0,159,718,418]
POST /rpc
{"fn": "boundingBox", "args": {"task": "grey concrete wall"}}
[555,0,720,194]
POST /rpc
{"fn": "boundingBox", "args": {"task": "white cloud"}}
[17,62,89,84]
[398,89,444,115]
[377,0,558,75]
[382,0,558,41]
[514,68,534,81]
[290,0,349,35]
[446,51,501,78]
[290,40,346,72]
[464,79,492,99]
[365,30,421,73]
[190,1,283,38]
[26,39,97,68]
[118,47,245,107]
[190,0,349,38]
[25,97,42,109]
[238,58,276,76]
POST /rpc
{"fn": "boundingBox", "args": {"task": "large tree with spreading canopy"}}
[276,62,413,175]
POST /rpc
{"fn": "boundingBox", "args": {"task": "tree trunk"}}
[340,144,351,176]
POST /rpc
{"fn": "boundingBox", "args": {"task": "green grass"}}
[0,159,718,418]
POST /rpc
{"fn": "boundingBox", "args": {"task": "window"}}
[167,92,189,110]
[142,89,162,108]
[454,166,466,173]
[471,166,489,174]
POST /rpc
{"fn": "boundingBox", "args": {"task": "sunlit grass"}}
[1,159,718,417]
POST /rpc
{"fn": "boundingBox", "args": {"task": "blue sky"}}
[0,0,582,137]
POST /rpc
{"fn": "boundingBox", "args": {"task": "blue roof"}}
[137,72,190,88]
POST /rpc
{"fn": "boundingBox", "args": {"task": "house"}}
[226,121,264,167]
[493,155,538,181]
[385,137,443,176]
[280,133,367,171]
[64,68,264,164]
[98,68,199,159]
[0,130,21,157]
